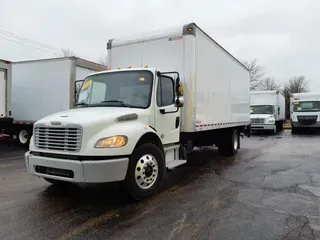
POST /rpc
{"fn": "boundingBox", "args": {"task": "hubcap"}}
[135,154,159,189]
[19,130,29,144]
[233,132,238,150]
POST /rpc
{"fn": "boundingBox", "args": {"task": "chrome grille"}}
[34,127,82,152]
[251,118,265,124]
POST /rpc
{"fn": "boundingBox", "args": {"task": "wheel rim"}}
[233,131,238,150]
[135,154,159,190]
[19,130,29,144]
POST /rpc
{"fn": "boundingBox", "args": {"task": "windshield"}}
[250,105,274,114]
[293,101,320,112]
[76,70,153,108]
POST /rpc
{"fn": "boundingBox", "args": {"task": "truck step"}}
[166,160,187,170]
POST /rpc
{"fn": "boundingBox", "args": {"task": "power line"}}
[0,29,61,52]
[0,28,98,61]
[0,35,60,54]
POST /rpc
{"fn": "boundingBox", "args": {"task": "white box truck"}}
[25,23,250,200]
[290,92,320,133]
[250,90,285,133]
[0,59,13,139]
[1,57,105,145]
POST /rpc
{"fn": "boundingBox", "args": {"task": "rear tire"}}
[44,178,71,185]
[125,143,165,200]
[218,129,239,156]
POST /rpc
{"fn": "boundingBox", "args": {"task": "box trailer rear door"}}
[0,69,6,118]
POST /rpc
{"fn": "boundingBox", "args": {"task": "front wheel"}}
[125,143,165,200]
[16,128,32,147]
[291,127,298,134]
[44,178,71,186]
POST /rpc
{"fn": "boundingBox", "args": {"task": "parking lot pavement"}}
[1,130,320,240]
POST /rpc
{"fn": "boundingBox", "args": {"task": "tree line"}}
[243,59,309,119]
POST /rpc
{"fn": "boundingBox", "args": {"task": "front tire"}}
[44,178,71,186]
[291,126,298,134]
[125,143,165,200]
[16,128,32,147]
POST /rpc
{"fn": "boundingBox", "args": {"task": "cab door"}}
[154,75,181,144]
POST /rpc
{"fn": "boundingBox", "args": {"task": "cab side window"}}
[157,77,174,107]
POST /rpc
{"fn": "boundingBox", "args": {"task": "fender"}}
[81,121,162,156]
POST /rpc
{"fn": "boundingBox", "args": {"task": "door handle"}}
[175,117,180,128]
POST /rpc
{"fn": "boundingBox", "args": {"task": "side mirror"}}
[175,77,180,96]
[175,96,184,107]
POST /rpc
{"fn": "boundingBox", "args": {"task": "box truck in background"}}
[0,59,13,139]
[25,23,250,200]
[290,92,320,133]
[1,57,106,145]
[250,90,285,133]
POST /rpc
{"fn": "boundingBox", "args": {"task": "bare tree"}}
[257,77,279,91]
[242,59,266,90]
[281,76,309,119]
[97,55,108,66]
[56,48,77,57]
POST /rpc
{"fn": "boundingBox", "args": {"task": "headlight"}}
[267,118,275,124]
[94,135,128,148]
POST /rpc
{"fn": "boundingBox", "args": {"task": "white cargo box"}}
[0,59,12,120]
[107,22,250,133]
[11,57,105,123]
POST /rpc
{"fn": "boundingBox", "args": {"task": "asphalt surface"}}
[1,130,320,240]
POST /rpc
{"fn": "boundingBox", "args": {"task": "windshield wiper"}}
[100,100,132,107]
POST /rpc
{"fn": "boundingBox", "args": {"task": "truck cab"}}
[249,90,285,133]
[25,67,185,199]
[290,93,320,133]
[250,104,279,133]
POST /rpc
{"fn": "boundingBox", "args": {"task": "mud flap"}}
[244,124,251,138]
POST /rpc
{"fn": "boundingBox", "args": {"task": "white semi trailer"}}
[290,92,320,133]
[250,90,285,133]
[25,23,251,199]
[1,57,105,145]
[0,59,13,139]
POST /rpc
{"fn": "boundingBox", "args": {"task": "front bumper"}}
[25,151,129,183]
[251,124,275,131]
[291,122,320,128]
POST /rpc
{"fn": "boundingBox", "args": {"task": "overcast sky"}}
[1,0,320,89]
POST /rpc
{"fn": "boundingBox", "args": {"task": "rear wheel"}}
[125,143,165,200]
[218,129,239,156]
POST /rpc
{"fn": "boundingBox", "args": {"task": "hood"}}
[36,107,147,127]
[250,114,274,119]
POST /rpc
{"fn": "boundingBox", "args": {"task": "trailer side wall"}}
[12,59,72,121]
[194,29,250,131]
